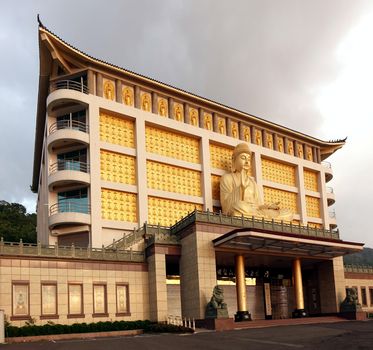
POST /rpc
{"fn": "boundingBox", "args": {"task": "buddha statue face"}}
[233,152,251,173]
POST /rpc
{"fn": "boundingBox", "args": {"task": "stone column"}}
[148,253,168,322]
[292,258,307,317]
[235,254,251,321]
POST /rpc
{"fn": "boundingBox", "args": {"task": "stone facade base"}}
[340,311,367,321]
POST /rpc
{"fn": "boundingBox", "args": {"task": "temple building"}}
[0,20,372,329]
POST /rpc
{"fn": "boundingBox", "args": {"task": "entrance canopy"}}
[213,229,364,259]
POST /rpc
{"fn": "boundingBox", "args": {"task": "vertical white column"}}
[296,165,307,225]
[319,167,329,228]
[253,150,264,201]
[88,102,102,248]
[135,116,148,225]
[201,137,212,211]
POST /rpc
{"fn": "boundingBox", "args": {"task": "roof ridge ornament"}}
[37,14,45,29]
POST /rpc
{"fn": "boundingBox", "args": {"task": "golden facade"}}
[146,160,201,196]
[261,158,296,187]
[217,117,226,135]
[304,170,318,192]
[243,125,251,143]
[122,86,134,106]
[100,150,136,185]
[141,92,151,112]
[189,107,199,126]
[211,174,221,200]
[103,79,115,101]
[99,113,135,148]
[158,97,168,117]
[231,121,239,138]
[263,187,298,214]
[173,103,184,121]
[204,112,213,130]
[145,126,200,163]
[101,189,137,222]
[306,196,321,218]
[148,197,202,226]
[210,143,233,171]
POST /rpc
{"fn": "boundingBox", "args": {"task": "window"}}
[57,110,86,131]
[93,284,107,316]
[361,287,367,306]
[58,188,89,213]
[11,281,30,320]
[116,283,130,316]
[57,149,87,172]
[369,288,373,306]
[68,283,84,317]
[41,282,58,319]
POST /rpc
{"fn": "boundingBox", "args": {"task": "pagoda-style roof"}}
[32,18,346,192]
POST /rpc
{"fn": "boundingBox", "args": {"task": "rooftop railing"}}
[50,79,89,94]
[50,201,91,216]
[49,160,90,175]
[0,238,144,262]
[49,120,89,134]
[344,265,373,274]
[321,161,332,169]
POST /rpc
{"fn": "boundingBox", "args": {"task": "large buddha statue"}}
[220,143,293,221]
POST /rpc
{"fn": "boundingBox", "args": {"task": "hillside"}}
[343,247,373,266]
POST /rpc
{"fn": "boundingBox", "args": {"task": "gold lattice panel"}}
[304,170,318,192]
[147,161,201,196]
[100,150,136,185]
[211,175,221,200]
[306,196,321,218]
[145,126,200,163]
[99,113,135,148]
[148,197,203,226]
[101,189,137,222]
[263,187,298,214]
[308,222,323,229]
[261,158,296,187]
[210,143,233,171]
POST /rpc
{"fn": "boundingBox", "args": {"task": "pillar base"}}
[292,309,307,318]
[234,311,252,322]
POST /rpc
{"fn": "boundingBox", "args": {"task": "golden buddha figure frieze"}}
[220,143,293,221]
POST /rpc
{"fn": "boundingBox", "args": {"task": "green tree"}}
[0,201,36,243]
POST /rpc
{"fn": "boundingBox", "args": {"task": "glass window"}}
[369,288,373,306]
[116,284,130,315]
[57,110,86,130]
[58,188,88,213]
[57,149,87,171]
[12,282,29,319]
[68,284,83,315]
[41,283,57,316]
[93,284,107,315]
[361,287,367,306]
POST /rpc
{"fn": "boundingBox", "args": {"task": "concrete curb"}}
[5,328,143,343]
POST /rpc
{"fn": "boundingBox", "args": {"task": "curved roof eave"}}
[37,23,346,148]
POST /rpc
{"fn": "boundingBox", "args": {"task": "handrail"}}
[321,161,332,169]
[50,80,89,94]
[49,160,90,174]
[0,238,144,263]
[344,264,373,274]
[50,201,90,215]
[49,120,89,134]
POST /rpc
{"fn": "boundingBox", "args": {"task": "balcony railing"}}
[326,186,334,194]
[50,160,90,175]
[321,161,332,169]
[50,79,89,94]
[329,210,336,218]
[50,201,90,215]
[49,120,89,134]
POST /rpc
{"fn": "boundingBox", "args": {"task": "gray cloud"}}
[1,0,372,246]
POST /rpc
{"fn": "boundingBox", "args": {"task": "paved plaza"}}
[2,320,373,350]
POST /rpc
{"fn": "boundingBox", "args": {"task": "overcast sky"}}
[1,0,373,247]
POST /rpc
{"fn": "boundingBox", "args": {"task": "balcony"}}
[329,209,337,229]
[326,186,335,206]
[47,120,89,152]
[48,160,90,191]
[50,79,89,94]
[48,201,91,229]
[322,161,333,182]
